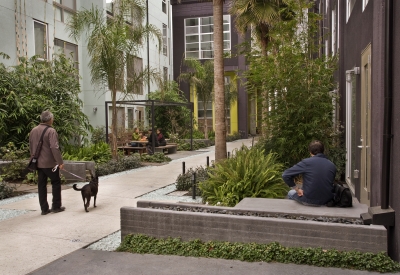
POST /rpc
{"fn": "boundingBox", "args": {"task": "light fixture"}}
[93,107,98,113]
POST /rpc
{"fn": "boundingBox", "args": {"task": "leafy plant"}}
[200,146,289,206]
[118,234,400,273]
[22,172,67,185]
[175,166,210,191]
[62,142,112,164]
[91,126,107,144]
[226,132,242,142]
[0,176,15,199]
[244,1,341,168]
[0,53,91,148]
[95,154,141,177]
[140,152,171,163]
[0,142,29,181]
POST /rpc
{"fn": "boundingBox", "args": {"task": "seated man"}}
[282,140,336,206]
[146,129,159,155]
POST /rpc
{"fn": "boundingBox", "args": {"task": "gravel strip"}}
[0,193,38,206]
[86,230,121,251]
[148,205,364,225]
[137,184,203,203]
[0,208,33,222]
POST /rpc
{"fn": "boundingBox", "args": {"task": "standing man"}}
[29,111,65,215]
[282,140,336,206]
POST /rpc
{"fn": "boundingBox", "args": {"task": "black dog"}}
[73,176,99,212]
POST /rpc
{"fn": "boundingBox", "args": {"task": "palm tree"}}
[213,0,227,161]
[178,59,214,139]
[229,0,291,136]
[67,0,161,159]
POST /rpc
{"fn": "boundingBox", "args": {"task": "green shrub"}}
[22,172,67,185]
[95,154,141,176]
[118,234,400,273]
[200,146,289,206]
[91,126,106,144]
[0,142,29,181]
[226,132,241,142]
[62,142,112,164]
[140,153,171,163]
[181,129,205,139]
[0,177,15,199]
[175,166,210,191]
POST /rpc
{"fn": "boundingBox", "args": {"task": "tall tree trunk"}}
[260,24,270,137]
[111,88,118,159]
[213,0,226,161]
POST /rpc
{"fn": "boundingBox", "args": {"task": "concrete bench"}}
[154,144,178,154]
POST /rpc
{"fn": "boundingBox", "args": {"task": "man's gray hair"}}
[40,111,54,123]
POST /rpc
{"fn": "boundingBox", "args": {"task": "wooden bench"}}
[154,143,178,154]
[118,146,147,155]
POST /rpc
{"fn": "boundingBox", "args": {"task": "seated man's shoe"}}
[41,209,51,215]
[51,206,66,213]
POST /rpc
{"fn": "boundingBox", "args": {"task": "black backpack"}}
[326,183,353,207]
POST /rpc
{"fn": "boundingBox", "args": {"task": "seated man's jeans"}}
[287,189,322,207]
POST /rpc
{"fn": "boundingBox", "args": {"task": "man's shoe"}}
[51,206,66,213]
[41,209,51,215]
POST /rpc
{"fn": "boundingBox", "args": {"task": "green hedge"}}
[117,234,400,273]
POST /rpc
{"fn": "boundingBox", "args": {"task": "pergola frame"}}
[105,100,194,153]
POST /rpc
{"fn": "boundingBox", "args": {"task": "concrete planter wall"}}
[121,202,387,254]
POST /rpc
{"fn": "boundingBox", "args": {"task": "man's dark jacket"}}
[282,153,336,205]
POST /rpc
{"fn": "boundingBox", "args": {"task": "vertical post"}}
[151,101,155,154]
[206,156,209,167]
[227,152,230,159]
[105,101,109,144]
[192,172,196,199]
[190,102,193,151]
[182,161,185,174]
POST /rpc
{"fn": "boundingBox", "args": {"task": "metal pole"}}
[182,161,185,174]
[105,101,109,144]
[190,102,193,151]
[227,152,230,159]
[206,156,209,167]
[151,100,155,154]
[192,172,196,199]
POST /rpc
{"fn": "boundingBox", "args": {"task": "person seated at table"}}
[140,131,148,141]
[146,129,159,155]
[156,128,167,146]
[131,128,141,147]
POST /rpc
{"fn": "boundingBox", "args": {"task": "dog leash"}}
[52,165,86,181]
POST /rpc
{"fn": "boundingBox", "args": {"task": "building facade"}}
[171,0,251,137]
[319,0,399,260]
[0,0,173,130]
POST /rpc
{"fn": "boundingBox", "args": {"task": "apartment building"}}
[0,0,173,129]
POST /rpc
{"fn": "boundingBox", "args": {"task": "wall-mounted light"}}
[93,107,98,113]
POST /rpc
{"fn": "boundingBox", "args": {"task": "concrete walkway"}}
[0,139,252,275]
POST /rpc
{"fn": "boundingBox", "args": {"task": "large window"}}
[162,24,168,56]
[163,67,168,81]
[127,56,143,95]
[106,0,114,15]
[346,0,356,21]
[185,15,231,59]
[54,38,78,69]
[34,21,47,59]
[362,0,369,11]
[162,0,166,13]
[54,0,76,23]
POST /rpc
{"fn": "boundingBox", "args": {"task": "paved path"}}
[0,139,252,275]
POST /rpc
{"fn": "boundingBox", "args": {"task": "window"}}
[54,38,78,70]
[106,0,114,15]
[185,15,231,59]
[34,21,48,59]
[162,24,168,56]
[198,101,212,118]
[346,0,356,22]
[127,56,143,95]
[362,0,369,11]
[162,0,166,13]
[53,0,76,23]
[163,67,168,81]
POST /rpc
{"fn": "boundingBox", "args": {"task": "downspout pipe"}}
[381,0,393,209]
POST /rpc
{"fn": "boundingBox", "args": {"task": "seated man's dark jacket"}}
[282,153,336,205]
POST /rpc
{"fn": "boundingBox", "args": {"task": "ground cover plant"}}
[200,146,288,206]
[140,153,171,163]
[0,176,15,199]
[95,154,142,176]
[62,142,112,164]
[118,234,400,273]
[0,142,29,181]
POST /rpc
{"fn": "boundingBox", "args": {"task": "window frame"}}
[162,24,168,56]
[162,0,167,13]
[54,38,79,70]
[362,0,369,11]
[184,15,231,60]
[34,20,48,60]
[346,0,356,22]
[53,0,76,23]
